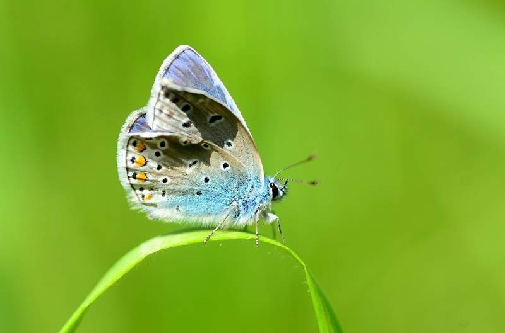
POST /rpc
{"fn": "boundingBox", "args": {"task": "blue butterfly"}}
[117,45,316,244]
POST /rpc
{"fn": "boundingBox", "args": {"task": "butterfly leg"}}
[264,212,285,243]
[276,218,285,244]
[204,211,230,244]
[204,202,237,243]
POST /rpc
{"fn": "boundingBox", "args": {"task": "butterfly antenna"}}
[275,177,319,186]
[273,153,317,178]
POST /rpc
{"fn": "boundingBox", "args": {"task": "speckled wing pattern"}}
[117,46,265,226]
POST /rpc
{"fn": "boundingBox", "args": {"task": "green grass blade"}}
[59,230,343,333]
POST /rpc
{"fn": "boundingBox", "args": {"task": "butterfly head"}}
[268,178,289,202]
[268,153,319,203]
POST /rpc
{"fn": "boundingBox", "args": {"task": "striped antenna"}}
[275,177,319,186]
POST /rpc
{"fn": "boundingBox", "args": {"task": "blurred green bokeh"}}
[2,0,505,332]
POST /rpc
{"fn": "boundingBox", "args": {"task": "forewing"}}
[150,79,264,183]
[147,45,251,136]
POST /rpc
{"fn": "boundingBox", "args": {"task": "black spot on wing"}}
[209,115,223,124]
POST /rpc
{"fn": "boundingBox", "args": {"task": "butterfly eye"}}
[270,183,279,199]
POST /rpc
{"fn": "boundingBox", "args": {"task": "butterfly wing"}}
[148,79,264,184]
[117,109,250,225]
[147,45,252,137]
[147,46,264,180]
[117,46,266,226]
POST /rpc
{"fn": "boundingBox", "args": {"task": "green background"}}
[2,0,505,332]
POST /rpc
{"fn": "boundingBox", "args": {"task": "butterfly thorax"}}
[234,176,287,224]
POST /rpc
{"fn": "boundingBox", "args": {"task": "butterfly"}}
[117,45,316,245]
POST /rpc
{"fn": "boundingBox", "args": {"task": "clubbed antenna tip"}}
[307,152,317,161]
[274,152,318,178]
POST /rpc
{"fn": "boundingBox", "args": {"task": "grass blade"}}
[59,230,342,333]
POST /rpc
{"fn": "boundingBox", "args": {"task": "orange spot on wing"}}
[145,193,152,201]
[137,172,147,183]
[135,155,146,167]
[136,142,146,153]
